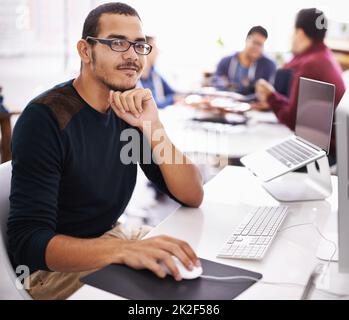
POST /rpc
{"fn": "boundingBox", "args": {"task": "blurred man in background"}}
[140,36,183,108]
[213,26,276,95]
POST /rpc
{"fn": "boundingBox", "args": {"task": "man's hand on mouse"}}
[116,235,201,281]
[109,88,161,130]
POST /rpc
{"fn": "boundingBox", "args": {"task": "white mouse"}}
[161,256,203,280]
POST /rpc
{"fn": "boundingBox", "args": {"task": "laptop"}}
[241,77,336,182]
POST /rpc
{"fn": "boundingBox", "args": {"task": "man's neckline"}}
[70,79,111,117]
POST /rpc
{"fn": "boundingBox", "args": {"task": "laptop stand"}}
[262,156,333,202]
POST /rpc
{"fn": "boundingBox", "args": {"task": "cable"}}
[200,274,349,297]
[276,222,345,297]
[277,222,337,277]
[200,275,304,288]
[315,288,349,299]
[200,275,260,282]
[200,222,349,298]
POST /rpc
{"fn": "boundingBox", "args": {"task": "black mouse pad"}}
[81,258,262,300]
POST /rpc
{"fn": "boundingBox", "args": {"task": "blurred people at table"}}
[140,36,182,109]
[254,8,346,162]
[212,26,276,95]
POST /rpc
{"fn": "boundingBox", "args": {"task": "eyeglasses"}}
[86,36,152,55]
[246,37,265,48]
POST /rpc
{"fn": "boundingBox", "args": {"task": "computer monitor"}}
[336,89,349,273]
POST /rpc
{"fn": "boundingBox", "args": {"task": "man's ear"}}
[77,39,92,64]
[295,28,306,40]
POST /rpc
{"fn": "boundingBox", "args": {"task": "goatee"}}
[102,80,137,92]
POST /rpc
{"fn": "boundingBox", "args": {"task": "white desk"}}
[70,166,347,300]
[159,106,292,159]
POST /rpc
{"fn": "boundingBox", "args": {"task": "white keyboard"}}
[217,206,289,260]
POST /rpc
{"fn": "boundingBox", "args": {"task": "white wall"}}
[0,0,348,109]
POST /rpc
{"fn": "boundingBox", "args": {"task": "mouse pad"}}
[81,258,262,300]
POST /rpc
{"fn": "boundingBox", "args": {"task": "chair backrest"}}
[0,161,31,299]
[274,68,293,97]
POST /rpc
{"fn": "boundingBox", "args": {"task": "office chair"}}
[274,68,293,97]
[0,112,21,164]
[0,161,32,299]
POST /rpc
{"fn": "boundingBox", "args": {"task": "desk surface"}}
[159,106,292,158]
[69,166,342,300]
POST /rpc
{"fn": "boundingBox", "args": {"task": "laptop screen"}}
[295,77,335,153]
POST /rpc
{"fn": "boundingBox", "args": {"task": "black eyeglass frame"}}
[86,36,153,55]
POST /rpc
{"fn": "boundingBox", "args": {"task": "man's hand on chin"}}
[109,88,162,131]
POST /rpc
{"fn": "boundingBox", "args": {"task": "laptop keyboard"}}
[267,139,318,167]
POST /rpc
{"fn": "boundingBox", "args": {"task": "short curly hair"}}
[247,26,268,39]
[82,2,141,40]
[295,8,327,42]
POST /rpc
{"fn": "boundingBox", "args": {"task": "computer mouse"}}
[161,256,203,280]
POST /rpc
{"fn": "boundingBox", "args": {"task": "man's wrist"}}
[140,120,164,139]
[150,120,164,132]
[266,90,276,102]
[267,85,276,97]
[108,238,133,265]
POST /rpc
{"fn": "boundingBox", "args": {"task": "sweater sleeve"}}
[262,59,277,82]
[212,56,231,89]
[268,68,304,131]
[7,103,64,272]
[137,130,186,206]
[267,59,334,131]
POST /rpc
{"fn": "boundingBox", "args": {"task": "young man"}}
[140,36,181,109]
[213,26,276,95]
[7,2,203,300]
[255,8,346,163]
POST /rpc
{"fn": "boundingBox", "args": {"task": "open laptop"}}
[241,77,336,182]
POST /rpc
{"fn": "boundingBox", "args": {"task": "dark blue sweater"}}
[140,67,176,109]
[213,53,276,95]
[7,80,178,273]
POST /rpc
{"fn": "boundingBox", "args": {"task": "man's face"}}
[244,33,266,61]
[89,14,146,92]
[291,28,305,55]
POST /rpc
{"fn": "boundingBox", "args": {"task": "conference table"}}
[159,105,292,160]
